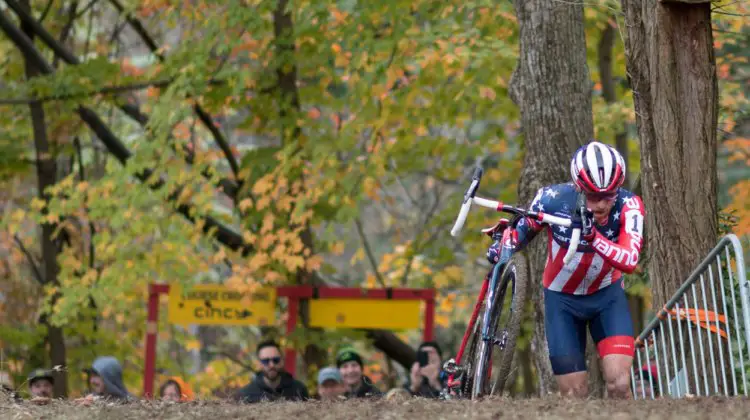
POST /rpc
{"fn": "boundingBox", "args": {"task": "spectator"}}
[315,367,345,401]
[336,347,382,398]
[633,363,660,398]
[159,376,194,402]
[27,369,54,399]
[82,356,133,402]
[1,370,20,402]
[234,340,308,403]
[404,341,445,398]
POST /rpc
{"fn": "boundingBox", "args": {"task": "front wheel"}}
[471,261,518,399]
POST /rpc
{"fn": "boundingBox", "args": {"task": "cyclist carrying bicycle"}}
[487,141,644,398]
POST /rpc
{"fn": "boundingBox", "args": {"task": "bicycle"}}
[441,167,586,399]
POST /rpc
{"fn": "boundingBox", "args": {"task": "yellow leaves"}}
[305,255,323,272]
[81,269,98,287]
[726,180,750,236]
[10,208,26,229]
[249,253,269,270]
[479,86,497,101]
[30,198,45,211]
[363,177,379,200]
[185,340,201,351]
[725,138,750,165]
[261,214,275,234]
[329,7,348,24]
[252,174,275,196]
[211,248,227,264]
[365,273,377,288]
[486,168,502,183]
[415,125,428,136]
[330,241,345,256]
[255,195,271,211]
[178,187,193,203]
[259,233,276,250]
[243,231,256,245]
[434,265,463,288]
[285,255,305,271]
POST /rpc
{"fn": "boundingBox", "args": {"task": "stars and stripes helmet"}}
[570,141,626,194]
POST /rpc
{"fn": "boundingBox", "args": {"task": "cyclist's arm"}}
[590,195,645,273]
[513,188,546,251]
[514,217,544,251]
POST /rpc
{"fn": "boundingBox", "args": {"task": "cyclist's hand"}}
[582,209,595,240]
[486,240,501,264]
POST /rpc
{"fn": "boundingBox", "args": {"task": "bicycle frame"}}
[446,226,516,392]
[443,166,584,397]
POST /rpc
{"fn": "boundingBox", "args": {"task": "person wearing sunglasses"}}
[486,141,645,399]
[234,340,308,403]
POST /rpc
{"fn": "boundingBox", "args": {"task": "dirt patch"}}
[3,394,750,419]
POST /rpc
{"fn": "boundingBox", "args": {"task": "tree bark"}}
[620,0,719,392]
[20,0,67,397]
[597,20,630,183]
[509,0,595,396]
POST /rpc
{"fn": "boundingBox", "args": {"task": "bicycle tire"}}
[459,306,482,398]
[471,261,516,399]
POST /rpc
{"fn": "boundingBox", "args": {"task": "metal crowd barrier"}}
[631,234,749,399]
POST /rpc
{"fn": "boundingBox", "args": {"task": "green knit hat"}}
[336,347,363,368]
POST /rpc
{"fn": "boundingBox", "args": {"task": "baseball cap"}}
[27,369,54,384]
[317,367,342,385]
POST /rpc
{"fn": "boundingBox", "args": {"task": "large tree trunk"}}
[620,0,719,393]
[20,1,67,397]
[597,20,630,183]
[509,0,596,396]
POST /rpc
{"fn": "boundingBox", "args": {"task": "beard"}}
[263,367,280,381]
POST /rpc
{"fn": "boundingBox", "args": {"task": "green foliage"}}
[0,0,747,397]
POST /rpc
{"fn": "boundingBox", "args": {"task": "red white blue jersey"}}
[515,183,645,295]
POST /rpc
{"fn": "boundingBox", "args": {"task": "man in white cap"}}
[316,367,345,401]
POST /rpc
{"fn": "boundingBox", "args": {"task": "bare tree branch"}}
[107,0,241,180]
[13,234,46,285]
[4,0,242,198]
[37,0,54,23]
[400,183,443,286]
[354,217,387,287]
[0,9,251,255]
[0,77,228,105]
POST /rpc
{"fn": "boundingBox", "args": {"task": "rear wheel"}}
[471,262,518,399]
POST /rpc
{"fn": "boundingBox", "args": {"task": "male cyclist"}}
[487,141,644,398]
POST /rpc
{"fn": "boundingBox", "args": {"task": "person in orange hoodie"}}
[158,376,194,402]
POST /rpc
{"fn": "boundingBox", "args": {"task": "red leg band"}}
[597,335,635,358]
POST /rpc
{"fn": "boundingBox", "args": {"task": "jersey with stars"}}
[514,182,645,295]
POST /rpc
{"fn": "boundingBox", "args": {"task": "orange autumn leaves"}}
[725,138,750,236]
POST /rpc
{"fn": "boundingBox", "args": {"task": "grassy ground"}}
[3,394,750,419]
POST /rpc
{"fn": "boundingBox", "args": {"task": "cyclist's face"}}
[339,361,362,387]
[585,193,616,223]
